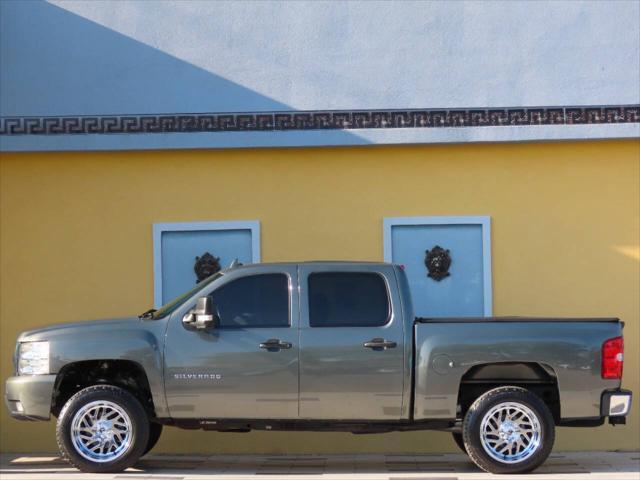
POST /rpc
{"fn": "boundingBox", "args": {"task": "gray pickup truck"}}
[5,261,632,474]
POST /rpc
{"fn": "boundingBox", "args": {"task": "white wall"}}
[48,0,640,109]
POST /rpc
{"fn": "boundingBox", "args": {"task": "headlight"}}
[18,342,49,375]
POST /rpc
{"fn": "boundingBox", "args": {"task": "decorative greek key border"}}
[1,105,638,135]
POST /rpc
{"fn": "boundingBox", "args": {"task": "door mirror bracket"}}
[183,296,216,330]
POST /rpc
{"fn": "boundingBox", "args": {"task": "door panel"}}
[163,265,299,419]
[298,264,405,420]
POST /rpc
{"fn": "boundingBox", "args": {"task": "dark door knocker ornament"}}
[424,245,451,281]
[194,252,221,283]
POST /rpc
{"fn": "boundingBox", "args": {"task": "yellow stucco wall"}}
[1,139,638,453]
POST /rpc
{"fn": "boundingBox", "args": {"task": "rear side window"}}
[308,272,390,327]
[211,274,289,328]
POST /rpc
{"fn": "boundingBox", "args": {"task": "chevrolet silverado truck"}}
[5,261,632,474]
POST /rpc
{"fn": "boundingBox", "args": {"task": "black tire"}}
[451,432,467,454]
[462,386,555,474]
[143,422,163,456]
[56,385,150,473]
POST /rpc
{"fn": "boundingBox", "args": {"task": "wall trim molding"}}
[152,220,261,308]
[1,104,637,136]
[383,215,493,316]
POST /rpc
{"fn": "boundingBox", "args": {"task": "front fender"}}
[22,317,169,417]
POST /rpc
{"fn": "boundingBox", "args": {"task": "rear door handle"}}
[259,338,292,351]
[363,338,397,350]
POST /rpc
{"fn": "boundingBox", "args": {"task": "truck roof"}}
[225,260,393,270]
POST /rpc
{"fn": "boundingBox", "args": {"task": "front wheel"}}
[56,385,150,473]
[462,386,555,474]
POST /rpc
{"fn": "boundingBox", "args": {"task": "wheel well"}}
[51,360,155,418]
[457,362,560,422]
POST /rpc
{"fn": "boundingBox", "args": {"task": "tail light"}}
[602,336,624,379]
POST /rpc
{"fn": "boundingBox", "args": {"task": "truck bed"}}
[412,318,623,421]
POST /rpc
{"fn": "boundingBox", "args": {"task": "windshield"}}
[151,272,223,319]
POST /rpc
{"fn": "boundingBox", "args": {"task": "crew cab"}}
[5,261,632,474]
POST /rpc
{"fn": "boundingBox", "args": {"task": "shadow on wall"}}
[0,0,286,115]
[0,0,348,149]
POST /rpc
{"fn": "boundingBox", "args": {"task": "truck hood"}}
[18,317,144,342]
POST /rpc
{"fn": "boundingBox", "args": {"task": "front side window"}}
[308,272,390,327]
[211,274,289,328]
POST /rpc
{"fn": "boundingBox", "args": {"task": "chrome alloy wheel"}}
[479,401,541,464]
[70,400,133,463]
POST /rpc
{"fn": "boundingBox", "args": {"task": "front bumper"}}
[601,389,632,424]
[5,375,56,420]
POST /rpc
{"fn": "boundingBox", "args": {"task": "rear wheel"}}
[462,386,555,474]
[56,385,149,473]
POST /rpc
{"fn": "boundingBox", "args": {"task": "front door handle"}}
[259,338,292,351]
[363,338,397,350]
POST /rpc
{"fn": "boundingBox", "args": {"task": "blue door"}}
[385,218,491,317]
[154,222,259,307]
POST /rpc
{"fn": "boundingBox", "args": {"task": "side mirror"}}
[182,296,216,330]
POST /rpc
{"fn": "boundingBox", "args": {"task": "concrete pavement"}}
[1,451,638,479]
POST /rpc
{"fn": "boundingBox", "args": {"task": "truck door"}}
[163,265,299,419]
[298,264,406,420]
